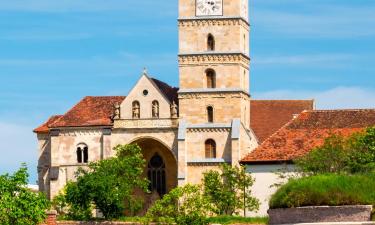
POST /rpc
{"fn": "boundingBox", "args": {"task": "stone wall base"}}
[268,205,373,225]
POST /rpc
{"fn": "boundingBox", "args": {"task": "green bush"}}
[59,144,149,220]
[296,127,375,174]
[146,184,210,225]
[269,173,375,209]
[0,165,50,225]
[203,164,259,216]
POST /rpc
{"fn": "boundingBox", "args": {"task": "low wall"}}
[268,205,373,225]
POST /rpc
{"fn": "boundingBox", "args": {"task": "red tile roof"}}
[242,109,375,164]
[33,115,63,133]
[151,78,179,104]
[35,96,126,131]
[250,100,315,143]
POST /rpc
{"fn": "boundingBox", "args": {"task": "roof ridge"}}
[306,108,375,113]
[252,99,314,101]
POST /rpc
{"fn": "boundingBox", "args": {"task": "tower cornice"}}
[178,52,250,68]
[178,16,249,27]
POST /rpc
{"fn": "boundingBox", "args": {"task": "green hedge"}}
[269,173,375,209]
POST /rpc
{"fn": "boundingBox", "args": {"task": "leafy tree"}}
[0,164,50,225]
[63,144,149,220]
[295,134,350,174]
[203,164,259,216]
[295,127,375,174]
[146,184,210,225]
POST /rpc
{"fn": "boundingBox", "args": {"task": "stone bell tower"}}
[177,0,256,185]
[178,0,250,126]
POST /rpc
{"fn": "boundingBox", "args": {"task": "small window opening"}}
[207,34,215,51]
[206,69,216,88]
[207,106,214,123]
[205,139,217,158]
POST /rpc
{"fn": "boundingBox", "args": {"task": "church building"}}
[34,0,375,215]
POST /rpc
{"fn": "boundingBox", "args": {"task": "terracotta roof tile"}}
[49,96,125,128]
[242,109,375,164]
[250,100,314,143]
[151,78,179,104]
[33,115,63,133]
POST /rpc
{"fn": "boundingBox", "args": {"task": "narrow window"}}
[207,34,215,51]
[83,147,88,163]
[148,153,166,196]
[152,100,160,118]
[76,147,82,163]
[206,69,216,88]
[207,106,214,123]
[205,139,217,158]
[132,101,140,119]
[77,144,88,164]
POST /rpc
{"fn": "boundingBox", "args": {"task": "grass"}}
[269,173,375,209]
[207,216,268,224]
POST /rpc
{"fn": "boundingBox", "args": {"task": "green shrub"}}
[269,173,375,209]
[60,144,149,220]
[146,184,210,225]
[295,127,375,174]
[0,165,50,225]
[203,164,259,216]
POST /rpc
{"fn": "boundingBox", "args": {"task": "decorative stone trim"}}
[113,118,179,129]
[178,53,249,67]
[178,16,249,28]
[179,91,248,100]
[187,123,231,133]
[268,205,373,225]
[59,129,105,137]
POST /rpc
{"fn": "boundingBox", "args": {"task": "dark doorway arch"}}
[148,153,166,196]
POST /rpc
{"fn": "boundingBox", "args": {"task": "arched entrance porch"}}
[131,138,177,196]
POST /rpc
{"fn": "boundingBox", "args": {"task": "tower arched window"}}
[207,34,215,51]
[205,139,217,158]
[76,143,88,163]
[207,106,214,123]
[132,101,140,119]
[152,100,159,118]
[206,69,216,88]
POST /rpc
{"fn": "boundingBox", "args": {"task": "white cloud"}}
[0,122,38,184]
[254,86,375,110]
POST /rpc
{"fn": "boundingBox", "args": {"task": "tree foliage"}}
[295,127,375,174]
[60,144,149,220]
[146,184,210,225]
[0,165,50,225]
[203,164,259,216]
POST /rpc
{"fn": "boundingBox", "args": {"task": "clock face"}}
[196,0,223,17]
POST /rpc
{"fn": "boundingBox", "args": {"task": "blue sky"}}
[0,0,374,183]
